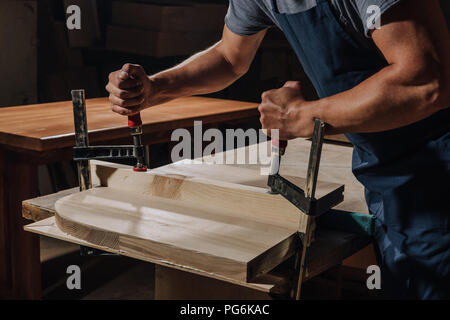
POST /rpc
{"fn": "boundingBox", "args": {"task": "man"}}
[106,0,450,299]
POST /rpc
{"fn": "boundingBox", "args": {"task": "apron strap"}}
[270,0,278,13]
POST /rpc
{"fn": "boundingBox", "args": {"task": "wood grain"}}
[22,188,78,222]
[52,156,343,282]
[54,171,298,281]
[23,138,372,294]
[24,216,288,294]
[0,96,258,151]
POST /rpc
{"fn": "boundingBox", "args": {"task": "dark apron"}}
[270,0,450,299]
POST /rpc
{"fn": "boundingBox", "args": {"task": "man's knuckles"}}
[283,81,302,90]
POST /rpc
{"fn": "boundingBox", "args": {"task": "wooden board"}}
[23,138,367,222]
[24,214,369,295]
[51,160,342,282]
[0,96,258,151]
[23,138,372,295]
[24,216,289,294]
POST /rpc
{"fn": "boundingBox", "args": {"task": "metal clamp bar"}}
[305,119,326,200]
[72,89,92,191]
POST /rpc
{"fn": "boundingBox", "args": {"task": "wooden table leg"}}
[0,148,41,299]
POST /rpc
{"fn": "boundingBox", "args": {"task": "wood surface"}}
[0,96,258,151]
[50,145,343,282]
[24,216,370,295]
[23,139,370,293]
[23,188,78,222]
[2,96,258,299]
[52,159,342,282]
[25,216,286,294]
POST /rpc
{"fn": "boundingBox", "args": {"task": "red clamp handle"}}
[128,113,142,128]
[272,138,288,156]
[272,138,288,149]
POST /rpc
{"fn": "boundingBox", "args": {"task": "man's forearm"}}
[312,0,450,135]
[311,62,448,135]
[147,41,245,106]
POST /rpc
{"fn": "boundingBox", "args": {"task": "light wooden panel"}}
[53,157,344,282]
[24,216,287,294]
[23,138,373,293]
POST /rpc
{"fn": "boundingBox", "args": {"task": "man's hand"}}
[259,81,315,140]
[106,64,153,116]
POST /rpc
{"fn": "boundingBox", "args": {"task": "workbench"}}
[22,138,373,299]
[0,96,259,299]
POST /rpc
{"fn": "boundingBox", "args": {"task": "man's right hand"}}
[106,63,153,116]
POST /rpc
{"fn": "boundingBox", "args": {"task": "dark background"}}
[0,0,317,109]
[0,0,448,300]
[2,0,448,108]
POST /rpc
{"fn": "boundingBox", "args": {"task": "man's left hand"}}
[258,81,315,140]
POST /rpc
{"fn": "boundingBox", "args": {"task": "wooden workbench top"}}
[0,96,258,152]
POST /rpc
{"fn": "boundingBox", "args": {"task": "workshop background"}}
[1,0,449,300]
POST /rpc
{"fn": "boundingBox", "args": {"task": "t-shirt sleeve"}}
[225,0,274,36]
[353,0,405,37]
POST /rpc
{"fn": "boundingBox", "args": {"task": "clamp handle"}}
[128,113,142,128]
[271,138,288,156]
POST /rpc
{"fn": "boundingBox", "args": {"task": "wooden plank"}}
[22,136,372,295]
[0,96,258,151]
[22,138,366,221]
[51,157,342,282]
[24,216,286,294]
[90,161,342,232]
[53,177,298,281]
[22,188,78,222]
[22,138,374,282]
